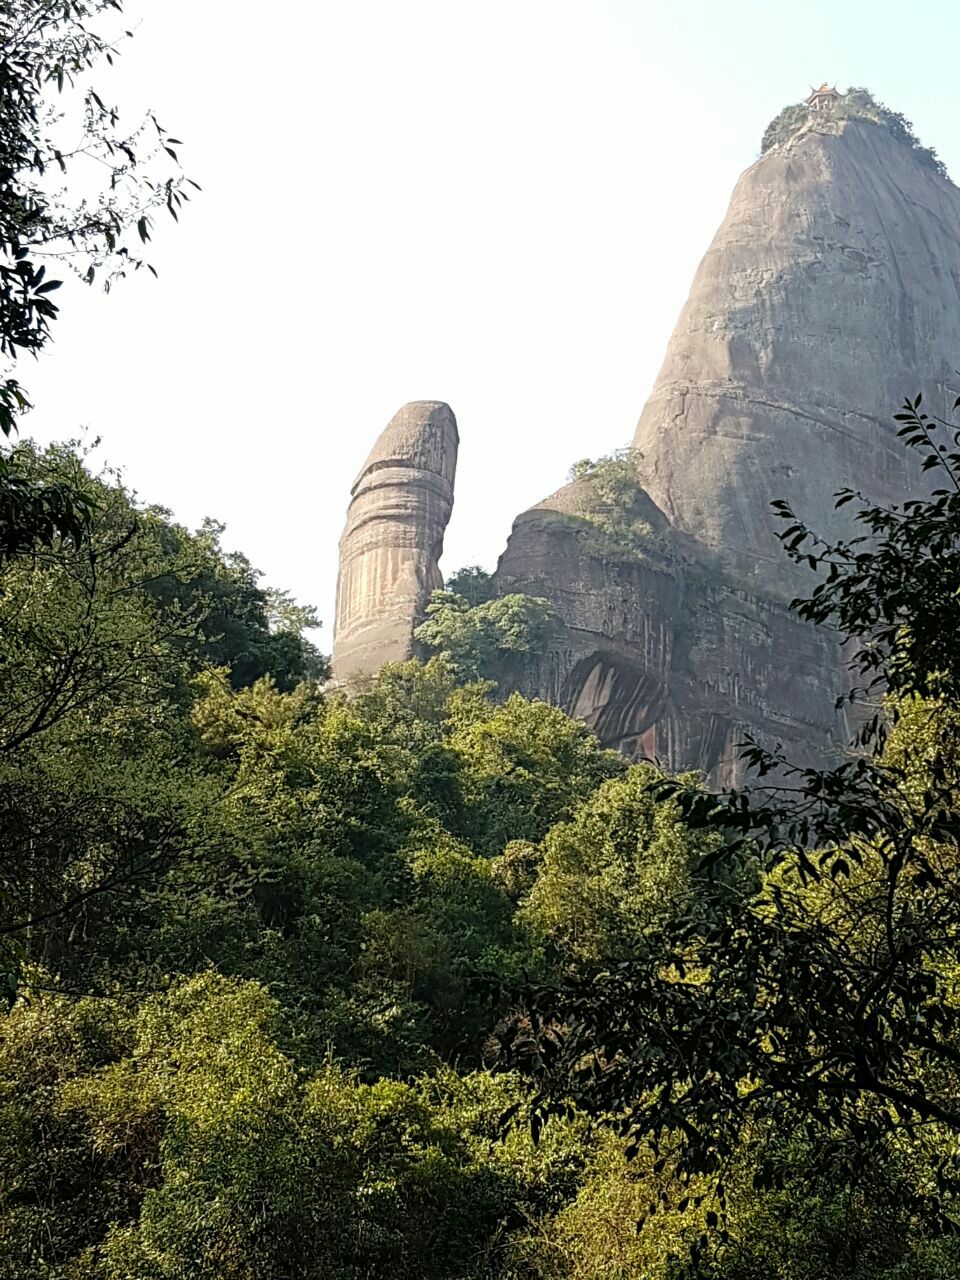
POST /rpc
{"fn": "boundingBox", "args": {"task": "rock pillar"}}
[332,401,458,682]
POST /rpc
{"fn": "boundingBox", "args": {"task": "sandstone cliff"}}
[491,113,960,783]
[633,114,960,584]
[332,109,960,783]
[491,479,846,785]
[332,401,458,683]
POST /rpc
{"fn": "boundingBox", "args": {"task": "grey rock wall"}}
[633,115,960,584]
[491,115,959,781]
[492,494,848,786]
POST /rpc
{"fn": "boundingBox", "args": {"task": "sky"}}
[23,0,960,646]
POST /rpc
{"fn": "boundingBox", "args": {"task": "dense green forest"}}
[2,428,960,1278]
[4,5,960,1277]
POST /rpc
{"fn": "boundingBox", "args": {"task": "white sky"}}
[24,0,960,646]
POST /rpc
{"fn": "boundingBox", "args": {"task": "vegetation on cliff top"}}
[567,448,663,561]
[761,86,948,178]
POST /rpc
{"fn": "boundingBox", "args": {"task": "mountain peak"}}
[761,86,947,180]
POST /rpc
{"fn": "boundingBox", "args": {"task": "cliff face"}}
[490,115,960,782]
[634,116,960,580]
[332,401,458,683]
[492,492,848,786]
[332,112,960,782]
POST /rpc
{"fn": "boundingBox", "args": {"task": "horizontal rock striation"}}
[332,401,458,683]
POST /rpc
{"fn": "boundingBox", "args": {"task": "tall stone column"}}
[332,401,458,683]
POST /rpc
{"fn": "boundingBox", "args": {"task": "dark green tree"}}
[0,1,191,553]
[0,445,323,998]
[145,515,328,690]
[416,590,557,684]
[444,564,494,606]
[0,0,191,431]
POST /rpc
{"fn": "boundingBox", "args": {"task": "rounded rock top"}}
[354,401,459,492]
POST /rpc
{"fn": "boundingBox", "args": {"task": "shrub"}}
[567,448,660,560]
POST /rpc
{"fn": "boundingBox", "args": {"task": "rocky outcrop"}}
[332,401,458,683]
[633,115,960,584]
[492,484,848,786]
[491,114,960,782]
[332,111,960,782]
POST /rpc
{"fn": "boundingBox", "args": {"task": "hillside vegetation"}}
[2,422,960,1277]
[3,7,960,1274]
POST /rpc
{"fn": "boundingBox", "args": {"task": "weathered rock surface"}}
[491,115,960,782]
[332,401,458,683]
[492,482,849,786]
[633,115,960,583]
[332,114,960,779]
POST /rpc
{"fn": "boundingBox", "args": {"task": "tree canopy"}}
[1,17,958,1264]
[415,589,558,684]
[2,410,960,1276]
[503,395,960,1260]
[0,1,190,558]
